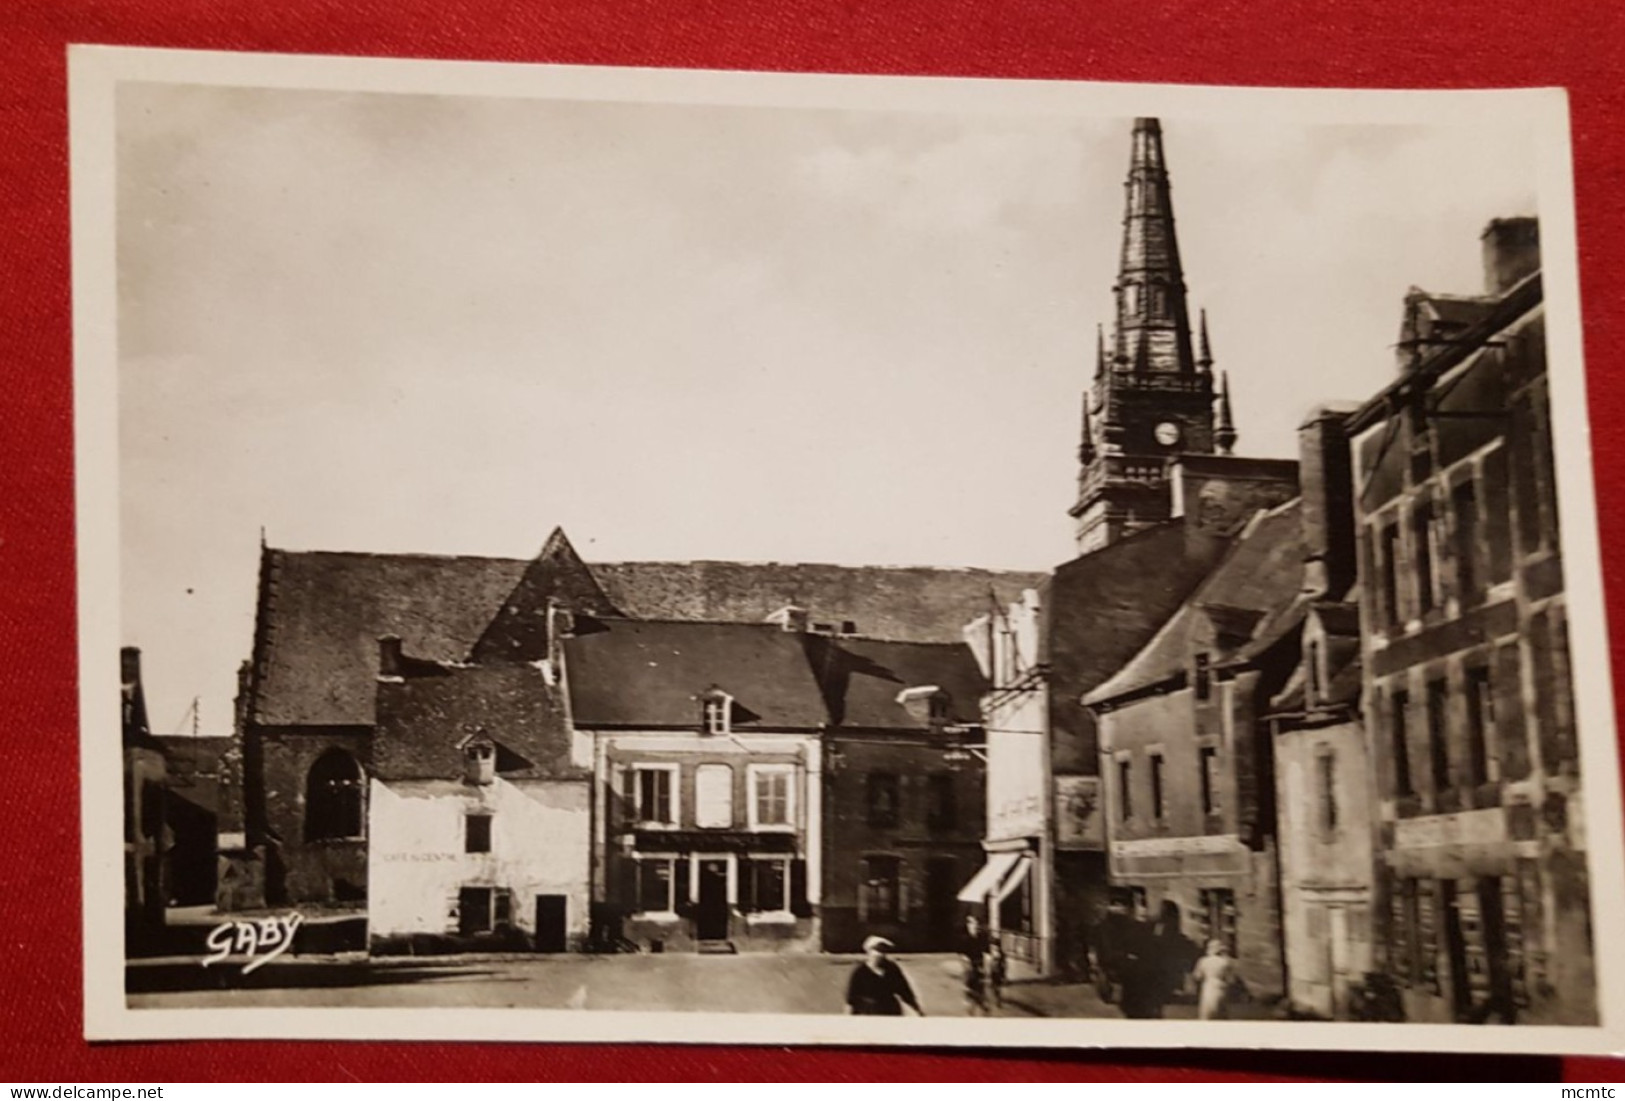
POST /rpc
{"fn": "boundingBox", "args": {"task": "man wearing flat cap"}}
[845,935,925,1016]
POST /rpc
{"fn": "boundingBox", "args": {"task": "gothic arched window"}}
[305,748,365,841]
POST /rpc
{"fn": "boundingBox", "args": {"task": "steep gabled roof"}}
[1084,501,1305,706]
[471,528,623,663]
[805,635,988,730]
[247,545,1045,728]
[562,619,829,729]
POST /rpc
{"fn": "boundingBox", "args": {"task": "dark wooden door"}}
[696,859,730,940]
[535,895,568,953]
[459,887,491,936]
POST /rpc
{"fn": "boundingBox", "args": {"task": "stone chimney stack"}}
[1481,217,1540,295]
[1297,403,1359,600]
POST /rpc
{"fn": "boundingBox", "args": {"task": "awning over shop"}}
[956,851,1021,903]
[991,852,1033,905]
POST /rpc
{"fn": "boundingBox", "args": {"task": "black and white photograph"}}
[73,47,1625,1052]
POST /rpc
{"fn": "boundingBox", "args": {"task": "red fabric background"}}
[3,0,1623,1083]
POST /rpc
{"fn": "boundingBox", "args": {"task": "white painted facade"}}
[963,587,1054,975]
[368,775,592,948]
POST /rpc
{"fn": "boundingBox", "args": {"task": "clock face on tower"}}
[1154,421,1182,447]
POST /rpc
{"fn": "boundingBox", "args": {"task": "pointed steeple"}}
[1112,118,1196,375]
[1094,324,1107,379]
[1078,387,1095,464]
[1215,371,1237,455]
[1196,308,1214,374]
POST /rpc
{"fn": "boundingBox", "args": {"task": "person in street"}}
[1092,894,1137,1005]
[1192,938,1239,1020]
[845,935,925,1016]
[958,915,990,1015]
[1118,900,1199,1019]
[986,941,1007,1011]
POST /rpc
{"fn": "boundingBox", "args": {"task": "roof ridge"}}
[263,546,1048,575]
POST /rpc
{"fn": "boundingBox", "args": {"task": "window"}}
[304,748,364,842]
[866,771,900,829]
[743,856,790,914]
[1116,757,1133,821]
[1194,652,1212,701]
[635,855,677,914]
[860,855,901,923]
[750,765,794,829]
[695,764,733,829]
[457,886,512,935]
[1316,750,1338,837]
[1454,479,1481,605]
[1426,679,1451,795]
[701,691,731,735]
[631,765,677,826]
[1149,753,1167,822]
[1306,639,1322,704]
[928,693,951,723]
[1465,666,1496,785]
[1379,522,1402,628]
[1199,746,1220,815]
[1413,499,1437,614]
[464,813,492,854]
[1391,690,1414,797]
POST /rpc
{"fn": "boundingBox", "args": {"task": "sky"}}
[115,80,1539,738]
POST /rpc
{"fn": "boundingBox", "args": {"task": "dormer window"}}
[699,687,732,735]
[928,693,951,723]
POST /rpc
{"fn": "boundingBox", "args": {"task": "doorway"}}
[696,859,730,941]
[535,894,568,953]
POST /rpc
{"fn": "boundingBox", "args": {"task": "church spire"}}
[1197,308,1214,373]
[1215,371,1237,455]
[1077,388,1095,464]
[1113,118,1196,375]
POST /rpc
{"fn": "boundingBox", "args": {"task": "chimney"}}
[1481,217,1540,295]
[1297,403,1359,600]
[764,605,809,632]
[121,645,141,685]
[378,635,404,678]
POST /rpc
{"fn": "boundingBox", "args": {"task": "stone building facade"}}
[817,636,988,953]
[1085,497,1304,997]
[1349,218,1595,1025]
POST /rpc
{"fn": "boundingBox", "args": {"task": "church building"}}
[965,117,1297,978]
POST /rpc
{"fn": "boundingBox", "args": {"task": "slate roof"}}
[563,619,831,729]
[806,635,988,730]
[248,545,1045,728]
[374,661,584,782]
[1084,500,1306,705]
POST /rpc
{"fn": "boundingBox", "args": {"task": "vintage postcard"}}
[72,46,1625,1053]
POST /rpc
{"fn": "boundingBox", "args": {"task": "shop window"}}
[742,856,791,914]
[635,856,677,914]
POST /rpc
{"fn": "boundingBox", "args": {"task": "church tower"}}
[1071,117,1235,554]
